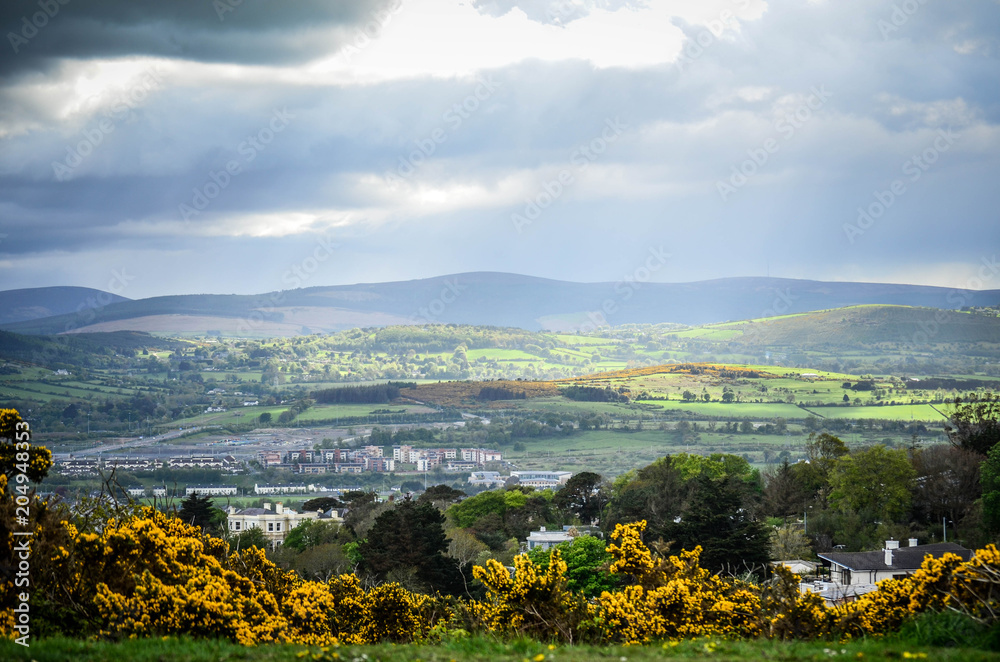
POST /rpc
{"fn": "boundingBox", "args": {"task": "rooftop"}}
[818,542,972,571]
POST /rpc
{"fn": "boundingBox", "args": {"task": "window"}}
[235,522,241,530]
[268,523,274,531]
[276,523,282,531]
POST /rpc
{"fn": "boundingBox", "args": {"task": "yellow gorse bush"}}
[4,493,1000,646]
[594,521,762,643]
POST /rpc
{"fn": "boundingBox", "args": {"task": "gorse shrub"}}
[4,487,1000,646]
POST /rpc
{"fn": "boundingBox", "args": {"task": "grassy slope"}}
[3,636,998,662]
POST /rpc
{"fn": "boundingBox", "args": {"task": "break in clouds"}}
[0,0,998,297]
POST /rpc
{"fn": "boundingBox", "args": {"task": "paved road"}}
[56,426,217,458]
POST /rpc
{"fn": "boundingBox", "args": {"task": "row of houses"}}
[126,485,239,497]
[392,446,502,470]
[57,454,241,475]
[59,456,157,475]
[255,446,503,475]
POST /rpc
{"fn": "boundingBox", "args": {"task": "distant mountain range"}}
[2,273,999,336]
[0,286,130,327]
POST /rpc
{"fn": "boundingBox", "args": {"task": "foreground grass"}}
[3,636,1000,662]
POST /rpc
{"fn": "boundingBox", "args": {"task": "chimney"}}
[263,502,272,510]
[540,526,546,532]
[909,538,919,547]
[884,540,898,566]
[276,502,283,514]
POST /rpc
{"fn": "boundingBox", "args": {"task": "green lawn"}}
[802,403,947,421]
[638,400,808,419]
[3,635,996,662]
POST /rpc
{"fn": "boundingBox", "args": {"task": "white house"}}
[254,483,312,495]
[468,471,505,487]
[227,502,339,545]
[510,471,573,489]
[816,540,973,588]
[185,484,238,496]
[525,526,574,551]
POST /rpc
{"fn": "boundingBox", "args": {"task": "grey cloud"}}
[1,0,402,78]
[1,0,998,297]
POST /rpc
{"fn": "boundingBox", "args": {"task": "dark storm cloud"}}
[0,0,998,296]
[1,0,401,77]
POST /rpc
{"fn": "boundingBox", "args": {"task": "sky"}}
[0,0,998,299]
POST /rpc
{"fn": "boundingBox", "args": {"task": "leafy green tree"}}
[947,392,1000,456]
[360,497,465,595]
[231,525,269,552]
[829,445,916,523]
[669,472,770,572]
[258,412,272,424]
[553,471,607,524]
[806,433,849,476]
[527,534,618,598]
[283,519,342,552]
[418,484,467,508]
[763,460,811,519]
[605,458,686,537]
[910,445,981,533]
[341,491,382,539]
[981,443,1000,534]
[177,493,225,532]
[302,496,342,512]
[769,524,812,561]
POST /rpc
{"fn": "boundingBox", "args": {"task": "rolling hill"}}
[2,273,999,336]
[0,286,130,327]
[733,305,1000,347]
